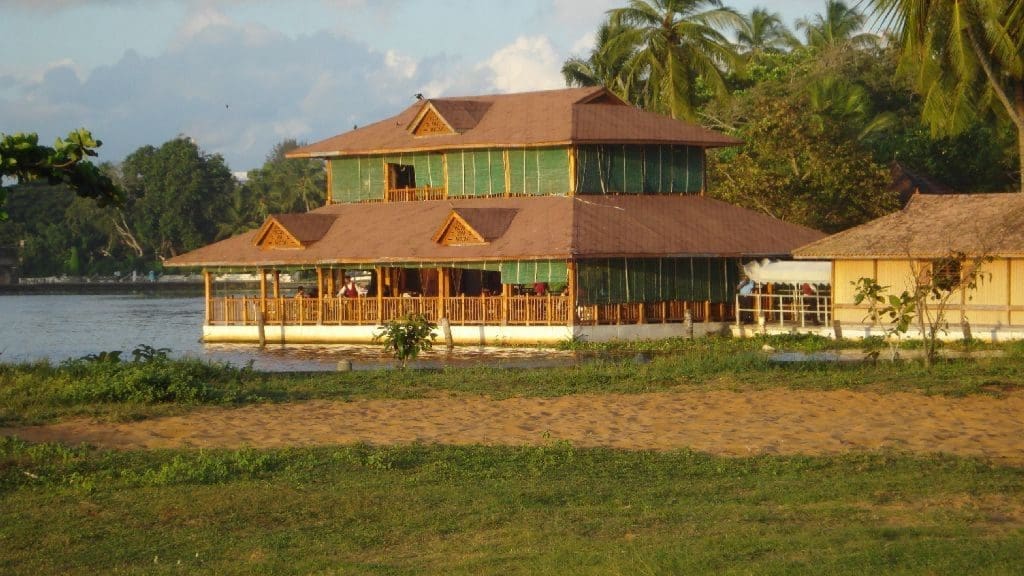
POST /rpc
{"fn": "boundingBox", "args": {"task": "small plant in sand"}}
[373,314,437,368]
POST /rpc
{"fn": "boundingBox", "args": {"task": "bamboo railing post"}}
[203,269,212,325]
[638,302,644,324]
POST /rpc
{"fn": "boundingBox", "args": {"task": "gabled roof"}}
[287,87,741,158]
[166,196,823,268]
[794,193,1024,259]
[253,214,336,249]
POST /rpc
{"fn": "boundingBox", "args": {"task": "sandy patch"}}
[3,390,1023,463]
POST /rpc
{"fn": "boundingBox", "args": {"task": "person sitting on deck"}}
[339,277,359,298]
[295,286,306,298]
[533,282,547,296]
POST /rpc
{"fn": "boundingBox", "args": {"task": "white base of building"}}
[203,322,733,346]
[731,323,1024,343]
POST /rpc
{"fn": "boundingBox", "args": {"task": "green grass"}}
[1,437,1022,575]
[2,336,1023,426]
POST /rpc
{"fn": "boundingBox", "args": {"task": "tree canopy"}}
[0,129,122,221]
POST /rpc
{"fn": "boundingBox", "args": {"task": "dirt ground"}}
[4,390,1024,464]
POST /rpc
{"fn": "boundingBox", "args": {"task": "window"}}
[387,163,416,190]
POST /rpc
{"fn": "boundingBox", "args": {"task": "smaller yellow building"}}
[793,193,1024,340]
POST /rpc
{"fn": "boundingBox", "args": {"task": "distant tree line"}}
[0,137,322,277]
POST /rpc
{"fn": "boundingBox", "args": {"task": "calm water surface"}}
[0,294,573,371]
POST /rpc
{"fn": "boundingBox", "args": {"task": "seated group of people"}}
[294,277,361,299]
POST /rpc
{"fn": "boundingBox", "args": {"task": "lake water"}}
[0,294,575,371]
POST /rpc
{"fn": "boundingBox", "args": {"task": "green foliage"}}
[373,314,437,367]
[118,137,236,261]
[0,129,123,221]
[55,352,254,404]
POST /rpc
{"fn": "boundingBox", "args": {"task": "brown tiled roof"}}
[287,87,741,158]
[166,195,822,268]
[268,213,336,244]
[794,193,1024,259]
[450,208,517,241]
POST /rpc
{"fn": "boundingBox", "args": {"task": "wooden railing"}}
[208,295,733,327]
[384,186,446,202]
[734,292,831,328]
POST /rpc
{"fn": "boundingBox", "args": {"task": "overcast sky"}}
[1,0,827,172]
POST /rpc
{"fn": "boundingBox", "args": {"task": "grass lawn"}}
[1,334,1023,574]
[2,439,1022,575]
[1,335,1023,426]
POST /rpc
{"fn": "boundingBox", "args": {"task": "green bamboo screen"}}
[575,144,702,194]
[577,258,740,304]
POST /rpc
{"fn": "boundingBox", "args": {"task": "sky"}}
[1,0,828,172]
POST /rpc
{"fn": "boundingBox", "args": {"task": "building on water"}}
[166,86,823,345]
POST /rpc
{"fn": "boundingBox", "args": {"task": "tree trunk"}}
[1017,82,1024,193]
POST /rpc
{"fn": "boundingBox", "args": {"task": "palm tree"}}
[734,7,798,57]
[606,0,742,120]
[561,19,638,102]
[797,0,879,49]
[864,0,1024,192]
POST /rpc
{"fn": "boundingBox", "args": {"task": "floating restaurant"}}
[166,87,823,344]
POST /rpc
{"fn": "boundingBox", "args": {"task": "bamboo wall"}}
[328,144,704,203]
[833,258,1024,327]
[330,147,571,203]
[577,257,740,305]
[575,144,702,195]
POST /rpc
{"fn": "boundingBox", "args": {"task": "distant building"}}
[795,193,1024,340]
[167,87,822,345]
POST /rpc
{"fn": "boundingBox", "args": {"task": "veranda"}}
[201,264,735,330]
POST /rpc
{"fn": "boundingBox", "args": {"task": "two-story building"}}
[166,86,823,345]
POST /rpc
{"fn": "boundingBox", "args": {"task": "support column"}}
[203,269,212,325]
[376,266,384,323]
[273,270,281,325]
[316,266,324,325]
[259,268,267,315]
[501,283,510,326]
[566,260,576,328]
[437,267,445,318]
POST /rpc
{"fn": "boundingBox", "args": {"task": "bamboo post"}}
[325,159,333,205]
[316,266,324,325]
[638,302,644,324]
[203,269,212,325]
[376,267,384,323]
[259,268,267,316]
[273,270,282,325]
[566,260,576,328]
[437,267,445,319]
[501,283,509,326]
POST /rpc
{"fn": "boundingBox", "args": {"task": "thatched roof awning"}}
[287,87,741,159]
[166,196,823,269]
[794,193,1024,259]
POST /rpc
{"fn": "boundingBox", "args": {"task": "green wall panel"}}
[508,148,569,196]
[577,258,739,304]
[499,260,568,284]
[331,157,383,203]
[447,149,505,197]
[575,145,703,195]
